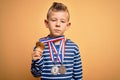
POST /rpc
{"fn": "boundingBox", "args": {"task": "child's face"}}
[45,11,71,37]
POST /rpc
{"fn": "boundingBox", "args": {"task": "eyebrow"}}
[50,17,67,20]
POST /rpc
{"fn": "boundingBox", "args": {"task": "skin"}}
[45,11,71,38]
[32,47,44,60]
[32,11,71,60]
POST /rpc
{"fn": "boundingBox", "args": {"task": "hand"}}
[32,47,43,60]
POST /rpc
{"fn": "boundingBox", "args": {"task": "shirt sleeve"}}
[31,56,43,77]
[73,46,83,80]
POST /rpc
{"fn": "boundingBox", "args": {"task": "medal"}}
[40,36,66,75]
[51,65,59,75]
[59,64,66,74]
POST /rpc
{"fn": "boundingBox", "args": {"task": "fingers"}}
[32,47,43,60]
[32,50,42,60]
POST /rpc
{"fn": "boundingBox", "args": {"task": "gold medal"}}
[59,65,66,74]
[36,41,45,50]
[51,65,59,75]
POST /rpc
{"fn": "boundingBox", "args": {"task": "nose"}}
[56,21,60,27]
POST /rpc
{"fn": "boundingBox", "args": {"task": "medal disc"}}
[59,65,66,74]
[51,65,59,75]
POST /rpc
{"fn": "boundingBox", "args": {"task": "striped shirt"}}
[31,38,83,80]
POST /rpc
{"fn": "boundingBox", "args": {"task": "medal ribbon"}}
[51,41,60,64]
[40,36,65,64]
[51,39,64,64]
[40,36,64,43]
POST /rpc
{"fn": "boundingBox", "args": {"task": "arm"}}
[31,57,43,77]
[31,42,44,77]
[73,46,83,80]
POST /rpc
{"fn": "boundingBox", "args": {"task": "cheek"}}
[48,23,53,28]
[65,24,70,30]
[61,27,67,32]
[47,25,54,32]
[47,24,52,29]
[63,25,68,30]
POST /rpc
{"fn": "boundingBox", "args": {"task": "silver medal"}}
[51,65,59,75]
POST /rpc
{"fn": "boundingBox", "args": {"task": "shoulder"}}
[66,39,79,51]
[38,36,48,42]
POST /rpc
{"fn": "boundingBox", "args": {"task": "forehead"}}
[49,11,69,20]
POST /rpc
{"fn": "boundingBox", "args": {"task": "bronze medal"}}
[36,41,45,50]
[51,65,59,75]
[59,65,66,74]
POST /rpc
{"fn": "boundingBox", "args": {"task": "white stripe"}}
[41,75,72,79]
[41,37,64,43]
[48,42,54,62]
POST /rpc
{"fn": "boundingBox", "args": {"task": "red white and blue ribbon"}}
[40,36,64,43]
[51,39,64,64]
[40,36,65,64]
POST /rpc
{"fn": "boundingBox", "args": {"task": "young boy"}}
[31,2,83,80]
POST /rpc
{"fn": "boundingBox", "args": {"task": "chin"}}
[52,34,62,37]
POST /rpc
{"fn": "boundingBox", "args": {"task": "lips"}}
[54,29,61,32]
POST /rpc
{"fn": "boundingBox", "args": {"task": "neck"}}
[48,35,64,45]
[54,40,60,45]
[49,34,64,38]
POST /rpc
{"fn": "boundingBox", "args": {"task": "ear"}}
[44,19,49,28]
[66,22,71,30]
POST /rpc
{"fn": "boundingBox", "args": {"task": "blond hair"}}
[47,2,70,21]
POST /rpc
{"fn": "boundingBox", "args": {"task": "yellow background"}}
[0,0,120,80]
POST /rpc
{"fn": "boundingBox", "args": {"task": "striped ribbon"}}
[40,36,65,64]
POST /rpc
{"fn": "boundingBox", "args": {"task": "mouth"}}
[54,29,61,32]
